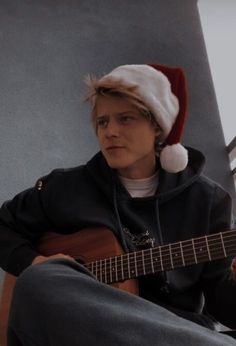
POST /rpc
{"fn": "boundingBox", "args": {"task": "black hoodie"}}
[0,147,235,329]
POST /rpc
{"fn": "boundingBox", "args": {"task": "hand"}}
[231,258,236,281]
[32,253,74,265]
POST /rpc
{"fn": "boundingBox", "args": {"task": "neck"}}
[118,167,156,179]
[118,157,157,179]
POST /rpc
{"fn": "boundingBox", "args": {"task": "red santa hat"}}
[98,64,188,173]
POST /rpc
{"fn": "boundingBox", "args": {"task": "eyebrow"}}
[117,111,136,115]
[97,111,136,118]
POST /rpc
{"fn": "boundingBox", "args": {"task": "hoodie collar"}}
[86,146,205,203]
[156,146,205,202]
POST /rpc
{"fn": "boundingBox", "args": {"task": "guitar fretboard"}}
[84,230,236,284]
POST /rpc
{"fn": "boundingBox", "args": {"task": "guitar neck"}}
[84,229,236,285]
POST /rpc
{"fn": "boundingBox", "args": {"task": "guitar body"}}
[0,227,138,346]
[37,226,139,294]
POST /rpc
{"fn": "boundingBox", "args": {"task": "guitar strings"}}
[88,246,236,284]
[64,230,236,283]
[91,244,236,273]
[85,232,236,267]
[91,245,236,284]
[84,236,236,283]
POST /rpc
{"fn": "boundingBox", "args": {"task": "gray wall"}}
[0,0,235,291]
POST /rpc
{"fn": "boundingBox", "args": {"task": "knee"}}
[15,258,74,291]
[12,261,52,303]
[13,258,91,299]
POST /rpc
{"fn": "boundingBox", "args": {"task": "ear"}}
[155,127,160,135]
[154,127,162,139]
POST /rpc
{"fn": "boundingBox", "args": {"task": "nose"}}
[105,119,120,138]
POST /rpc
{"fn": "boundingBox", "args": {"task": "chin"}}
[106,162,125,170]
[104,157,128,170]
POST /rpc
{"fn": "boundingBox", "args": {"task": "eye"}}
[96,116,109,128]
[119,114,137,124]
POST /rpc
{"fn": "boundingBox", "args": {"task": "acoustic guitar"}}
[36,226,236,293]
[0,226,236,345]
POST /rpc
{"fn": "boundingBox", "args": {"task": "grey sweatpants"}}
[7,259,236,346]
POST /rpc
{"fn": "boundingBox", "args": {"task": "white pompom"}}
[160,144,188,173]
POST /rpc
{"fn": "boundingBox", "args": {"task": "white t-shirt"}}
[119,171,159,198]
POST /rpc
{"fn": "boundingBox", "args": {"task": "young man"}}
[0,64,236,345]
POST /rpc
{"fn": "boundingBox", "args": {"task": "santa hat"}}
[97,64,188,173]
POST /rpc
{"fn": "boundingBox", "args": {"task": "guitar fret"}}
[159,246,163,271]
[99,259,102,282]
[131,253,135,277]
[160,245,172,271]
[103,259,106,282]
[182,240,194,266]
[205,236,212,261]
[95,260,98,279]
[169,244,174,269]
[112,256,117,281]
[121,255,124,280]
[134,252,138,277]
[180,241,185,266]
[127,253,131,278]
[109,260,112,284]
[109,257,112,283]
[142,250,146,275]
[102,259,105,282]
[101,260,105,282]
[208,233,226,260]
[150,248,155,273]
[104,258,107,283]
[116,259,119,282]
[154,247,161,271]
[220,232,227,257]
[112,257,116,282]
[115,256,118,282]
[192,239,198,263]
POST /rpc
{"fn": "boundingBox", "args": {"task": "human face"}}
[95,95,159,179]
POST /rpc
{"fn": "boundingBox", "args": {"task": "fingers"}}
[230,258,236,281]
[32,253,74,265]
[50,253,73,260]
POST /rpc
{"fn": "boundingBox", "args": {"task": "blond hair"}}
[84,75,162,135]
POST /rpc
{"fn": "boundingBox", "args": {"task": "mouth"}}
[106,146,125,151]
